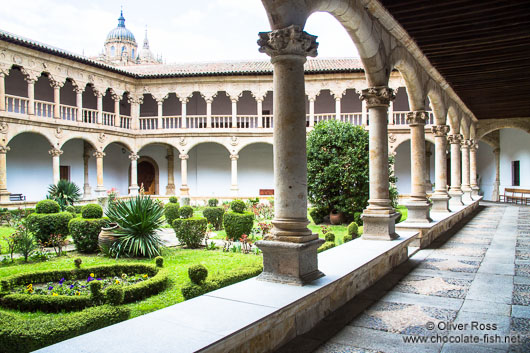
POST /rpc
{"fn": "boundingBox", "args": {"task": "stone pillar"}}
[113,94,121,127]
[157,99,163,129]
[230,154,239,195]
[129,153,139,196]
[361,99,368,126]
[83,142,91,199]
[469,140,479,197]
[256,25,324,285]
[48,148,63,185]
[181,99,188,128]
[334,95,341,120]
[448,134,464,206]
[0,72,5,112]
[96,92,103,125]
[166,147,176,195]
[360,87,400,239]
[403,111,432,223]
[231,97,238,128]
[27,78,35,115]
[93,151,106,196]
[179,154,189,196]
[492,148,500,201]
[425,143,432,192]
[461,139,472,202]
[75,88,83,122]
[308,97,315,127]
[52,82,62,119]
[257,98,263,128]
[430,125,451,212]
[0,146,11,201]
[206,98,213,128]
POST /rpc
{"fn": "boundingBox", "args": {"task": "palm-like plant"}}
[106,195,165,258]
[47,180,82,211]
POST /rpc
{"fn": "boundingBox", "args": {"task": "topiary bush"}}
[353,212,363,226]
[89,280,104,305]
[179,205,194,219]
[202,207,224,230]
[81,204,103,219]
[164,203,180,225]
[68,218,109,253]
[310,207,328,225]
[230,200,246,213]
[168,196,178,204]
[343,234,353,242]
[223,211,253,241]
[318,241,336,253]
[173,217,207,248]
[188,264,208,284]
[66,205,76,214]
[105,285,124,306]
[347,222,359,239]
[208,198,219,207]
[324,232,335,243]
[35,200,60,214]
[74,258,82,269]
[155,256,164,268]
[26,212,73,245]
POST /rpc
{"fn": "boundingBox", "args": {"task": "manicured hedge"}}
[179,205,194,219]
[26,212,73,245]
[173,217,207,248]
[0,305,130,353]
[81,204,103,219]
[69,218,109,253]
[164,203,180,225]
[318,241,336,253]
[35,200,60,214]
[202,207,224,230]
[181,265,262,300]
[223,211,253,240]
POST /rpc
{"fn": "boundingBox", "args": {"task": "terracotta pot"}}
[329,211,344,225]
[98,223,120,250]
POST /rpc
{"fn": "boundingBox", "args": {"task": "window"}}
[110,46,115,57]
[132,49,135,58]
[60,166,70,182]
[512,161,520,186]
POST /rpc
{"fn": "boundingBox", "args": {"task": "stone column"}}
[129,153,139,196]
[360,87,400,239]
[256,25,324,285]
[113,94,121,127]
[308,97,315,127]
[461,139,472,202]
[469,140,479,197]
[334,95,341,120]
[492,148,500,201]
[181,98,188,128]
[48,148,63,185]
[425,143,432,192]
[75,88,83,122]
[231,97,238,128]
[206,98,213,128]
[448,134,464,206]
[230,154,239,195]
[132,98,143,130]
[403,111,432,223]
[93,151,106,196]
[0,146,11,201]
[26,78,36,115]
[0,72,5,112]
[157,99,163,129]
[96,92,103,125]
[361,99,368,126]
[166,147,176,195]
[430,125,451,212]
[83,142,91,199]
[179,154,189,196]
[52,82,62,119]
[257,98,263,128]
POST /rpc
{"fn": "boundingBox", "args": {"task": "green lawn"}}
[0,226,15,254]
[0,247,262,320]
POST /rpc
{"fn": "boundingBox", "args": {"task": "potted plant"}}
[329,209,343,225]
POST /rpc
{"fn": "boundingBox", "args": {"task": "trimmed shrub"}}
[155,256,164,268]
[65,205,76,214]
[310,207,328,225]
[343,234,353,243]
[179,205,194,219]
[26,212,73,245]
[164,203,180,225]
[73,205,83,214]
[168,196,179,204]
[0,305,130,353]
[318,241,336,253]
[223,211,253,241]
[181,197,190,206]
[181,282,218,301]
[202,207,224,230]
[81,204,103,219]
[74,258,82,269]
[353,212,363,226]
[208,198,219,207]
[89,280,104,305]
[188,264,208,284]
[69,218,109,253]
[35,200,60,214]
[324,232,335,243]
[347,222,359,238]
[105,286,124,306]
[230,200,246,213]
[173,217,207,248]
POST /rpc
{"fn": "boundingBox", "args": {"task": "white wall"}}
[239,143,273,196]
[394,140,435,196]
[188,143,231,196]
[499,128,530,193]
[476,141,495,200]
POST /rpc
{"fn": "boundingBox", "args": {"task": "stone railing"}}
[5,95,28,115]
[34,99,54,118]
[60,105,77,121]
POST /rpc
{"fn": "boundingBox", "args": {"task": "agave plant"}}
[47,180,82,211]
[106,195,165,258]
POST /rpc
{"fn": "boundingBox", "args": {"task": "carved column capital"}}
[447,134,463,145]
[111,94,121,102]
[179,154,189,160]
[129,153,139,161]
[258,25,318,59]
[470,140,479,151]
[460,139,473,148]
[74,87,84,95]
[406,111,429,126]
[50,80,64,89]
[230,154,239,161]
[128,96,143,105]
[93,151,106,158]
[48,148,63,157]
[432,125,450,137]
[360,87,395,108]
[0,146,10,154]
[25,77,37,85]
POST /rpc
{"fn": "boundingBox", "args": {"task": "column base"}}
[83,184,92,200]
[361,210,400,240]
[165,184,176,195]
[449,190,464,206]
[180,186,189,196]
[230,186,239,197]
[95,186,106,198]
[129,185,139,196]
[461,187,473,202]
[402,199,432,223]
[430,192,451,212]
[255,238,325,286]
[0,191,11,202]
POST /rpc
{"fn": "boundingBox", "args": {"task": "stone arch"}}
[7,128,55,147]
[447,105,461,135]
[426,83,448,126]
[136,140,177,153]
[390,134,436,155]
[183,140,231,156]
[392,53,427,111]
[460,117,471,140]
[476,118,530,140]
[59,135,98,151]
[236,140,274,155]
[101,137,134,153]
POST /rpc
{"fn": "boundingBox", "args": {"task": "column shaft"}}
[49,148,63,185]
[157,101,163,129]
[179,154,189,196]
[309,98,315,127]
[129,153,139,196]
[492,148,500,201]
[335,97,341,120]
[230,154,238,194]
[53,85,61,119]
[166,147,175,195]
[0,146,10,201]
[93,151,106,196]
[0,74,5,112]
[83,143,91,199]
[470,142,479,197]
[27,80,35,115]
[231,100,237,128]
[461,140,472,201]
[114,97,121,127]
[206,100,212,128]
[257,99,263,128]
[448,135,464,206]
[361,100,368,126]
[76,90,83,122]
[181,101,187,128]
[431,125,451,212]
[96,93,103,125]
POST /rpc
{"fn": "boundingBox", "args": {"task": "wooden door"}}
[138,161,156,195]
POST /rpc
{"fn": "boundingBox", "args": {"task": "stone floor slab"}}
[511,305,530,319]
[460,299,512,316]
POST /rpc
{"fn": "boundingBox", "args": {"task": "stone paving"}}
[279,202,529,353]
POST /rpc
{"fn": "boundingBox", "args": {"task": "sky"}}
[0,0,359,63]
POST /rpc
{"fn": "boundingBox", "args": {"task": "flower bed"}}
[0,263,169,313]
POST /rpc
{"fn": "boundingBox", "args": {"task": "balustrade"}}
[34,100,53,118]
[60,105,77,121]
[82,108,98,124]
[237,115,259,129]
[162,116,182,129]
[186,115,207,129]
[262,115,274,128]
[211,115,232,128]
[340,113,363,126]
[139,117,158,130]
[313,113,335,125]
[120,116,131,129]
[102,112,115,126]
[5,95,28,114]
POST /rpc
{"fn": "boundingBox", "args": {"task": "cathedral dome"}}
[105,10,136,44]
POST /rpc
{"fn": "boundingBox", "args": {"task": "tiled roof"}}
[0,29,364,78]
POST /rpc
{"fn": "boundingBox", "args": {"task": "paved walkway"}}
[279,202,529,353]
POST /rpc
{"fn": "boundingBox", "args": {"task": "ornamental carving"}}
[447,134,463,144]
[54,127,63,139]
[178,137,187,146]
[230,136,239,146]
[129,153,139,161]
[431,125,450,137]
[406,111,429,126]
[98,133,106,143]
[460,139,473,148]
[360,87,395,108]
[48,148,63,157]
[258,25,318,58]
[0,145,10,154]
[0,122,8,134]
[179,154,189,160]
[93,151,106,158]
[388,133,396,143]
[230,154,239,161]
